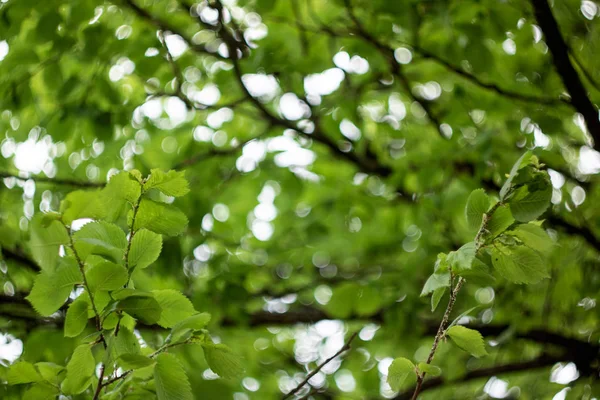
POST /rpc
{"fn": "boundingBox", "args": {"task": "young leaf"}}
[132,199,188,236]
[128,229,162,270]
[447,242,476,273]
[61,344,95,395]
[118,354,155,370]
[29,214,69,272]
[170,313,211,343]
[154,353,193,400]
[486,204,515,238]
[500,151,531,200]
[7,361,42,384]
[143,169,190,197]
[73,221,127,263]
[420,272,450,297]
[153,290,196,328]
[27,258,82,316]
[431,287,446,312]
[509,183,552,222]
[101,171,142,221]
[417,362,441,377]
[117,295,162,324]
[508,224,554,254]
[446,325,488,358]
[35,362,64,386]
[465,189,490,230]
[60,190,106,225]
[202,343,244,379]
[387,357,416,391]
[87,261,128,291]
[64,296,90,337]
[491,246,549,284]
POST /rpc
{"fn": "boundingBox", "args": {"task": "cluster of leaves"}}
[387,153,554,391]
[6,170,243,399]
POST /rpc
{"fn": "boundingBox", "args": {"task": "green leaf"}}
[459,258,496,285]
[27,258,82,316]
[132,199,188,236]
[446,325,488,358]
[101,171,142,222]
[87,261,128,291]
[128,229,162,269]
[117,295,162,324]
[35,362,64,386]
[202,343,245,379]
[447,242,476,273]
[60,190,106,225]
[431,287,446,312]
[386,357,416,391]
[7,361,42,384]
[170,312,211,343]
[29,214,69,272]
[500,151,531,200]
[73,221,127,263]
[118,354,155,370]
[64,296,90,337]
[143,169,190,197]
[154,353,193,400]
[508,224,554,253]
[23,382,59,400]
[486,204,515,238]
[509,182,552,222]
[153,290,196,328]
[491,245,549,284]
[417,362,441,377]
[111,327,141,359]
[61,344,95,395]
[420,272,450,297]
[465,189,489,229]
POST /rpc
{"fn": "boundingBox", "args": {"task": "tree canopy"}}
[0,0,599,399]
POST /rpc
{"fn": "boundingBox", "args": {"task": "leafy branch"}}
[388,153,555,398]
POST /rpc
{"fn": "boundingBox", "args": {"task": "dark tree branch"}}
[1,247,40,272]
[282,331,358,399]
[0,172,104,188]
[530,0,600,148]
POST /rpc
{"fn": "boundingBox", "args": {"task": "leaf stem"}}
[63,223,103,337]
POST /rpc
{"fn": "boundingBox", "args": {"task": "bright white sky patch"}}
[191,83,221,105]
[578,145,600,174]
[279,93,310,121]
[304,68,345,96]
[0,333,23,363]
[14,138,51,174]
[242,74,280,100]
[340,119,361,141]
[164,34,188,58]
[0,41,8,61]
[550,362,579,384]
[164,97,188,126]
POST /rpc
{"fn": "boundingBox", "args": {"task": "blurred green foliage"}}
[0,0,599,398]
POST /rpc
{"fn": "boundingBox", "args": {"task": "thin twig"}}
[282,331,358,399]
[410,201,500,400]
